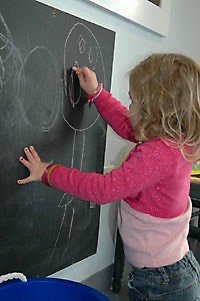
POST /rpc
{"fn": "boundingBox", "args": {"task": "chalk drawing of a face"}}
[63,22,105,130]
[50,23,106,263]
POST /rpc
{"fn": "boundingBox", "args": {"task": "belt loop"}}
[159,267,169,283]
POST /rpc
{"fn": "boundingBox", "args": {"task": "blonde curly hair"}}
[129,53,200,162]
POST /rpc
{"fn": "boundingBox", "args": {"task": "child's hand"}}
[73,66,99,95]
[18,146,48,184]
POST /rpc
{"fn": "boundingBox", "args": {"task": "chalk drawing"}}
[0,9,106,268]
[50,22,106,264]
[0,12,22,94]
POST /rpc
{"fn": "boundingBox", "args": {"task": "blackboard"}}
[0,0,115,277]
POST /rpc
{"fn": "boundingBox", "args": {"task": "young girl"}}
[18,53,200,300]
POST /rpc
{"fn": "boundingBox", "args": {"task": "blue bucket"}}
[0,278,109,301]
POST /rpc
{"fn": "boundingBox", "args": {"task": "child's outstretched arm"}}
[17,141,178,207]
[18,146,48,184]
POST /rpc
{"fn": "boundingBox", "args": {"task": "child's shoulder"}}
[136,137,186,160]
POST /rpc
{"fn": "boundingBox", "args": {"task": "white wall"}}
[37,0,200,282]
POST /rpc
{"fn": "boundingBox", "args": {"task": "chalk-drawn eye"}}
[78,35,86,54]
[88,45,98,69]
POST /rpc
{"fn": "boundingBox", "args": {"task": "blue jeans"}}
[128,251,200,300]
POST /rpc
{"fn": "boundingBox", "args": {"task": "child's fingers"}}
[73,67,87,85]
[23,146,40,163]
[17,176,32,185]
[72,66,98,94]
[73,66,90,80]
[19,156,30,168]
[29,146,41,161]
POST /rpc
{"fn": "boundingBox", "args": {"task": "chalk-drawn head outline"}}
[63,22,106,132]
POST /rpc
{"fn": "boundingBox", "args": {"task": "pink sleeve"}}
[46,140,175,204]
[93,90,136,142]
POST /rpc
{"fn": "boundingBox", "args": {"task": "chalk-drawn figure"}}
[50,23,106,263]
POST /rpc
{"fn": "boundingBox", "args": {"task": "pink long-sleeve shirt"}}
[43,89,193,267]
[45,89,192,218]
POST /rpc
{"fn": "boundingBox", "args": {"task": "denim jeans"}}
[128,251,200,301]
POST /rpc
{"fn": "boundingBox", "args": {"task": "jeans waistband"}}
[130,251,200,280]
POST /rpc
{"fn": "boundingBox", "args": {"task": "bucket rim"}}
[0,277,109,300]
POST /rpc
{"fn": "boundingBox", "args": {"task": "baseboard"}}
[82,265,113,292]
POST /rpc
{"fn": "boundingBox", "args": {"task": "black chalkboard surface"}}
[0,0,115,277]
